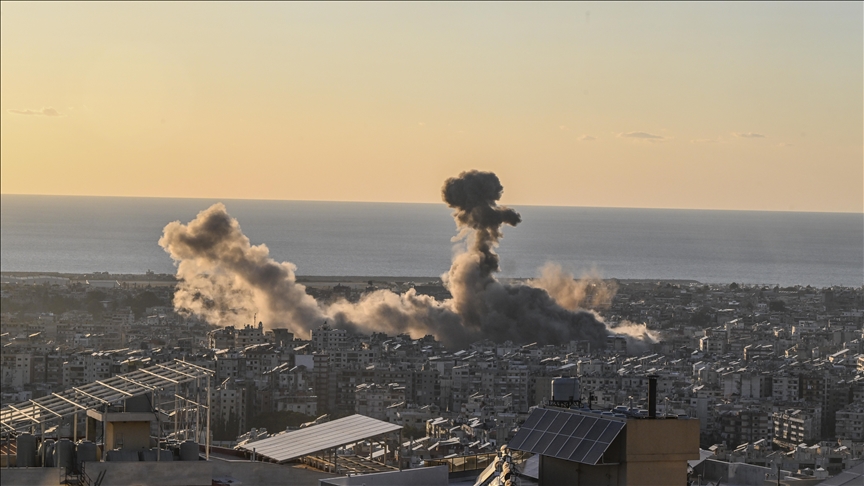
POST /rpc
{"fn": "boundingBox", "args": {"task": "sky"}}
[1,2,862,212]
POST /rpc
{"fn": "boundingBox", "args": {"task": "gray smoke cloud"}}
[325,289,472,347]
[527,263,618,311]
[608,320,660,354]
[441,170,609,346]
[160,170,625,349]
[441,170,521,324]
[159,203,324,333]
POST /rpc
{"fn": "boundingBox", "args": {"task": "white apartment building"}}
[835,404,864,441]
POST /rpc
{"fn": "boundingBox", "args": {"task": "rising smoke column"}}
[441,170,610,347]
[160,171,621,350]
[441,170,521,325]
[159,203,324,334]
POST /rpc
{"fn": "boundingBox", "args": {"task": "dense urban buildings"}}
[1,273,863,481]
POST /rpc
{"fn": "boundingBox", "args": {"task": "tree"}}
[690,306,713,327]
[124,290,166,318]
[401,425,426,439]
[212,410,242,441]
[247,411,313,432]
[769,300,786,312]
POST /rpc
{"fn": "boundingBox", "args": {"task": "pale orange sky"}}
[1,2,862,212]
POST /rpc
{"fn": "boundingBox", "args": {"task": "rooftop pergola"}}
[0,359,214,457]
[236,414,403,474]
[237,414,402,464]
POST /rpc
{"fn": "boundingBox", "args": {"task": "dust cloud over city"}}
[160,170,656,349]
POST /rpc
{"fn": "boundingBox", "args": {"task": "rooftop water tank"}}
[106,449,140,462]
[54,439,75,470]
[76,441,98,464]
[16,433,38,467]
[39,439,55,467]
[139,448,173,461]
[551,377,580,402]
[179,440,199,461]
[125,394,151,413]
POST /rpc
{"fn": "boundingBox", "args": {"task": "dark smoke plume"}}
[442,170,609,346]
[442,170,521,324]
[160,171,640,349]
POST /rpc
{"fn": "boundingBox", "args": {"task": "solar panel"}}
[585,421,608,441]
[569,439,594,463]
[535,411,557,431]
[559,415,582,436]
[548,412,571,432]
[543,434,570,457]
[507,408,625,465]
[582,443,607,465]
[508,427,531,450]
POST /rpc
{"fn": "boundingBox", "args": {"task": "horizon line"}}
[1,192,862,215]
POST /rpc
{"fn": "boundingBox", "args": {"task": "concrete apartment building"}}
[835,403,864,441]
[773,408,823,444]
[2,278,862,484]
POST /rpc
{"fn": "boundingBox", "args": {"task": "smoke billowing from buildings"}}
[440,171,609,346]
[159,203,324,331]
[160,170,648,349]
[528,263,618,311]
[608,321,660,354]
[441,170,521,326]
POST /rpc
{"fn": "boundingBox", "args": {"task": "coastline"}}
[1,271,856,289]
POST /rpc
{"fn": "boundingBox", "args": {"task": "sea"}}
[1,195,862,288]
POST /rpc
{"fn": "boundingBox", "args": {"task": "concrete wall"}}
[211,459,333,486]
[106,420,151,451]
[0,460,332,486]
[540,456,622,486]
[696,459,793,486]
[0,467,63,486]
[623,418,700,486]
[84,461,212,486]
[319,466,449,486]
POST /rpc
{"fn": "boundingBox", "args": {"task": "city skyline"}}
[2,2,862,213]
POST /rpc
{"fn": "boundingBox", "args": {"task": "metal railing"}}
[424,450,530,473]
[424,452,496,473]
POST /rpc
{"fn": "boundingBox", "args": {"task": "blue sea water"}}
[1,195,861,287]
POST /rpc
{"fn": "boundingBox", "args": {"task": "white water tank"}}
[551,377,580,402]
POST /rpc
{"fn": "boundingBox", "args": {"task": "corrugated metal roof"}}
[238,414,402,463]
